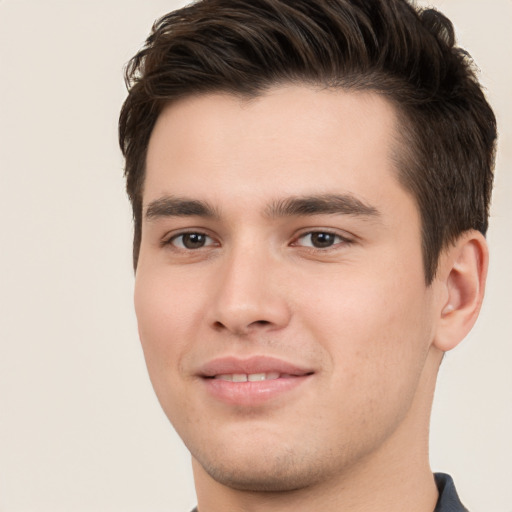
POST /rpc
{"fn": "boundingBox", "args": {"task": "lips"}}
[199,355,313,378]
[198,356,314,406]
[214,372,281,382]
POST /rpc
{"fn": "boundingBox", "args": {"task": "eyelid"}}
[159,227,354,250]
[161,229,218,249]
[291,229,354,249]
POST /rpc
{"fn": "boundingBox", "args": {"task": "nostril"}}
[211,319,272,333]
[252,320,271,327]
[213,321,226,331]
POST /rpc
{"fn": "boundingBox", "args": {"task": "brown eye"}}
[296,232,344,249]
[171,232,213,249]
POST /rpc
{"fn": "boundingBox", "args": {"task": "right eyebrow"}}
[145,196,219,220]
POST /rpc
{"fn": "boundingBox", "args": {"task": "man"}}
[119,0,496,510]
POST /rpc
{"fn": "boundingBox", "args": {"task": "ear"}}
[433,230,489,352]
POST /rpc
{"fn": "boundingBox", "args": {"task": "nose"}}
[208,244,291,336]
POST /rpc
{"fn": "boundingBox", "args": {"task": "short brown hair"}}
[119,0,497,282]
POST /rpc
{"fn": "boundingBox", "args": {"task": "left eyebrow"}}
[265,194,380,219]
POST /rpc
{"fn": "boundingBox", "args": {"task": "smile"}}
[198,356,314,406]
[213,372,282,382]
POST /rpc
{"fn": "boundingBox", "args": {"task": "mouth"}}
[198,356,314,406]
[212,372,287,382]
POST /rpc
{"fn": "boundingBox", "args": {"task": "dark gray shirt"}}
[434,473,469,511]
[190,472,468,511]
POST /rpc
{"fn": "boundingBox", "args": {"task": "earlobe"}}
[433,230,489,352]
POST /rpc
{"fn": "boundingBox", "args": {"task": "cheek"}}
[133,269,211,428]
[294,274,433,450]
[296,264,433,388]
[134,269,200,384]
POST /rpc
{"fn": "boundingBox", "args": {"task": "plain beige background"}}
[0,1,510,511]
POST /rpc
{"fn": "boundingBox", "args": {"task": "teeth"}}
[248,373,267,382]
[214,374,234,382]
[214,372,281,382]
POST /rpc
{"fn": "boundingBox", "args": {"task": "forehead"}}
[144,85,406,212]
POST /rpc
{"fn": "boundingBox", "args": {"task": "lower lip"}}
[202,375,311,407]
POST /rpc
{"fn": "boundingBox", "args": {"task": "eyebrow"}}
[265,194,380,219]
[145,196,219,220]
[144,193,380,221]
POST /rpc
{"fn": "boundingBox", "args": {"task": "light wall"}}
[0,1,510,510]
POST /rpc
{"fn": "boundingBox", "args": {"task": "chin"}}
[189,437,334,493]
[200,456,324,492]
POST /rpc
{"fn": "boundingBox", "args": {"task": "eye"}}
[168,232,215,250]
[295,231,346,249]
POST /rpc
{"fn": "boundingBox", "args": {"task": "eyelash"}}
[163,232,217,250]
[162,230,353,251]
[293,230,352,250]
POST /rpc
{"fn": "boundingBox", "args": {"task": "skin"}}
[135,86,487,511]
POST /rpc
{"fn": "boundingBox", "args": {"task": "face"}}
[135,86,442,492]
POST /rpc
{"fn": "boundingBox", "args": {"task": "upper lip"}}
[198,355,314,378]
